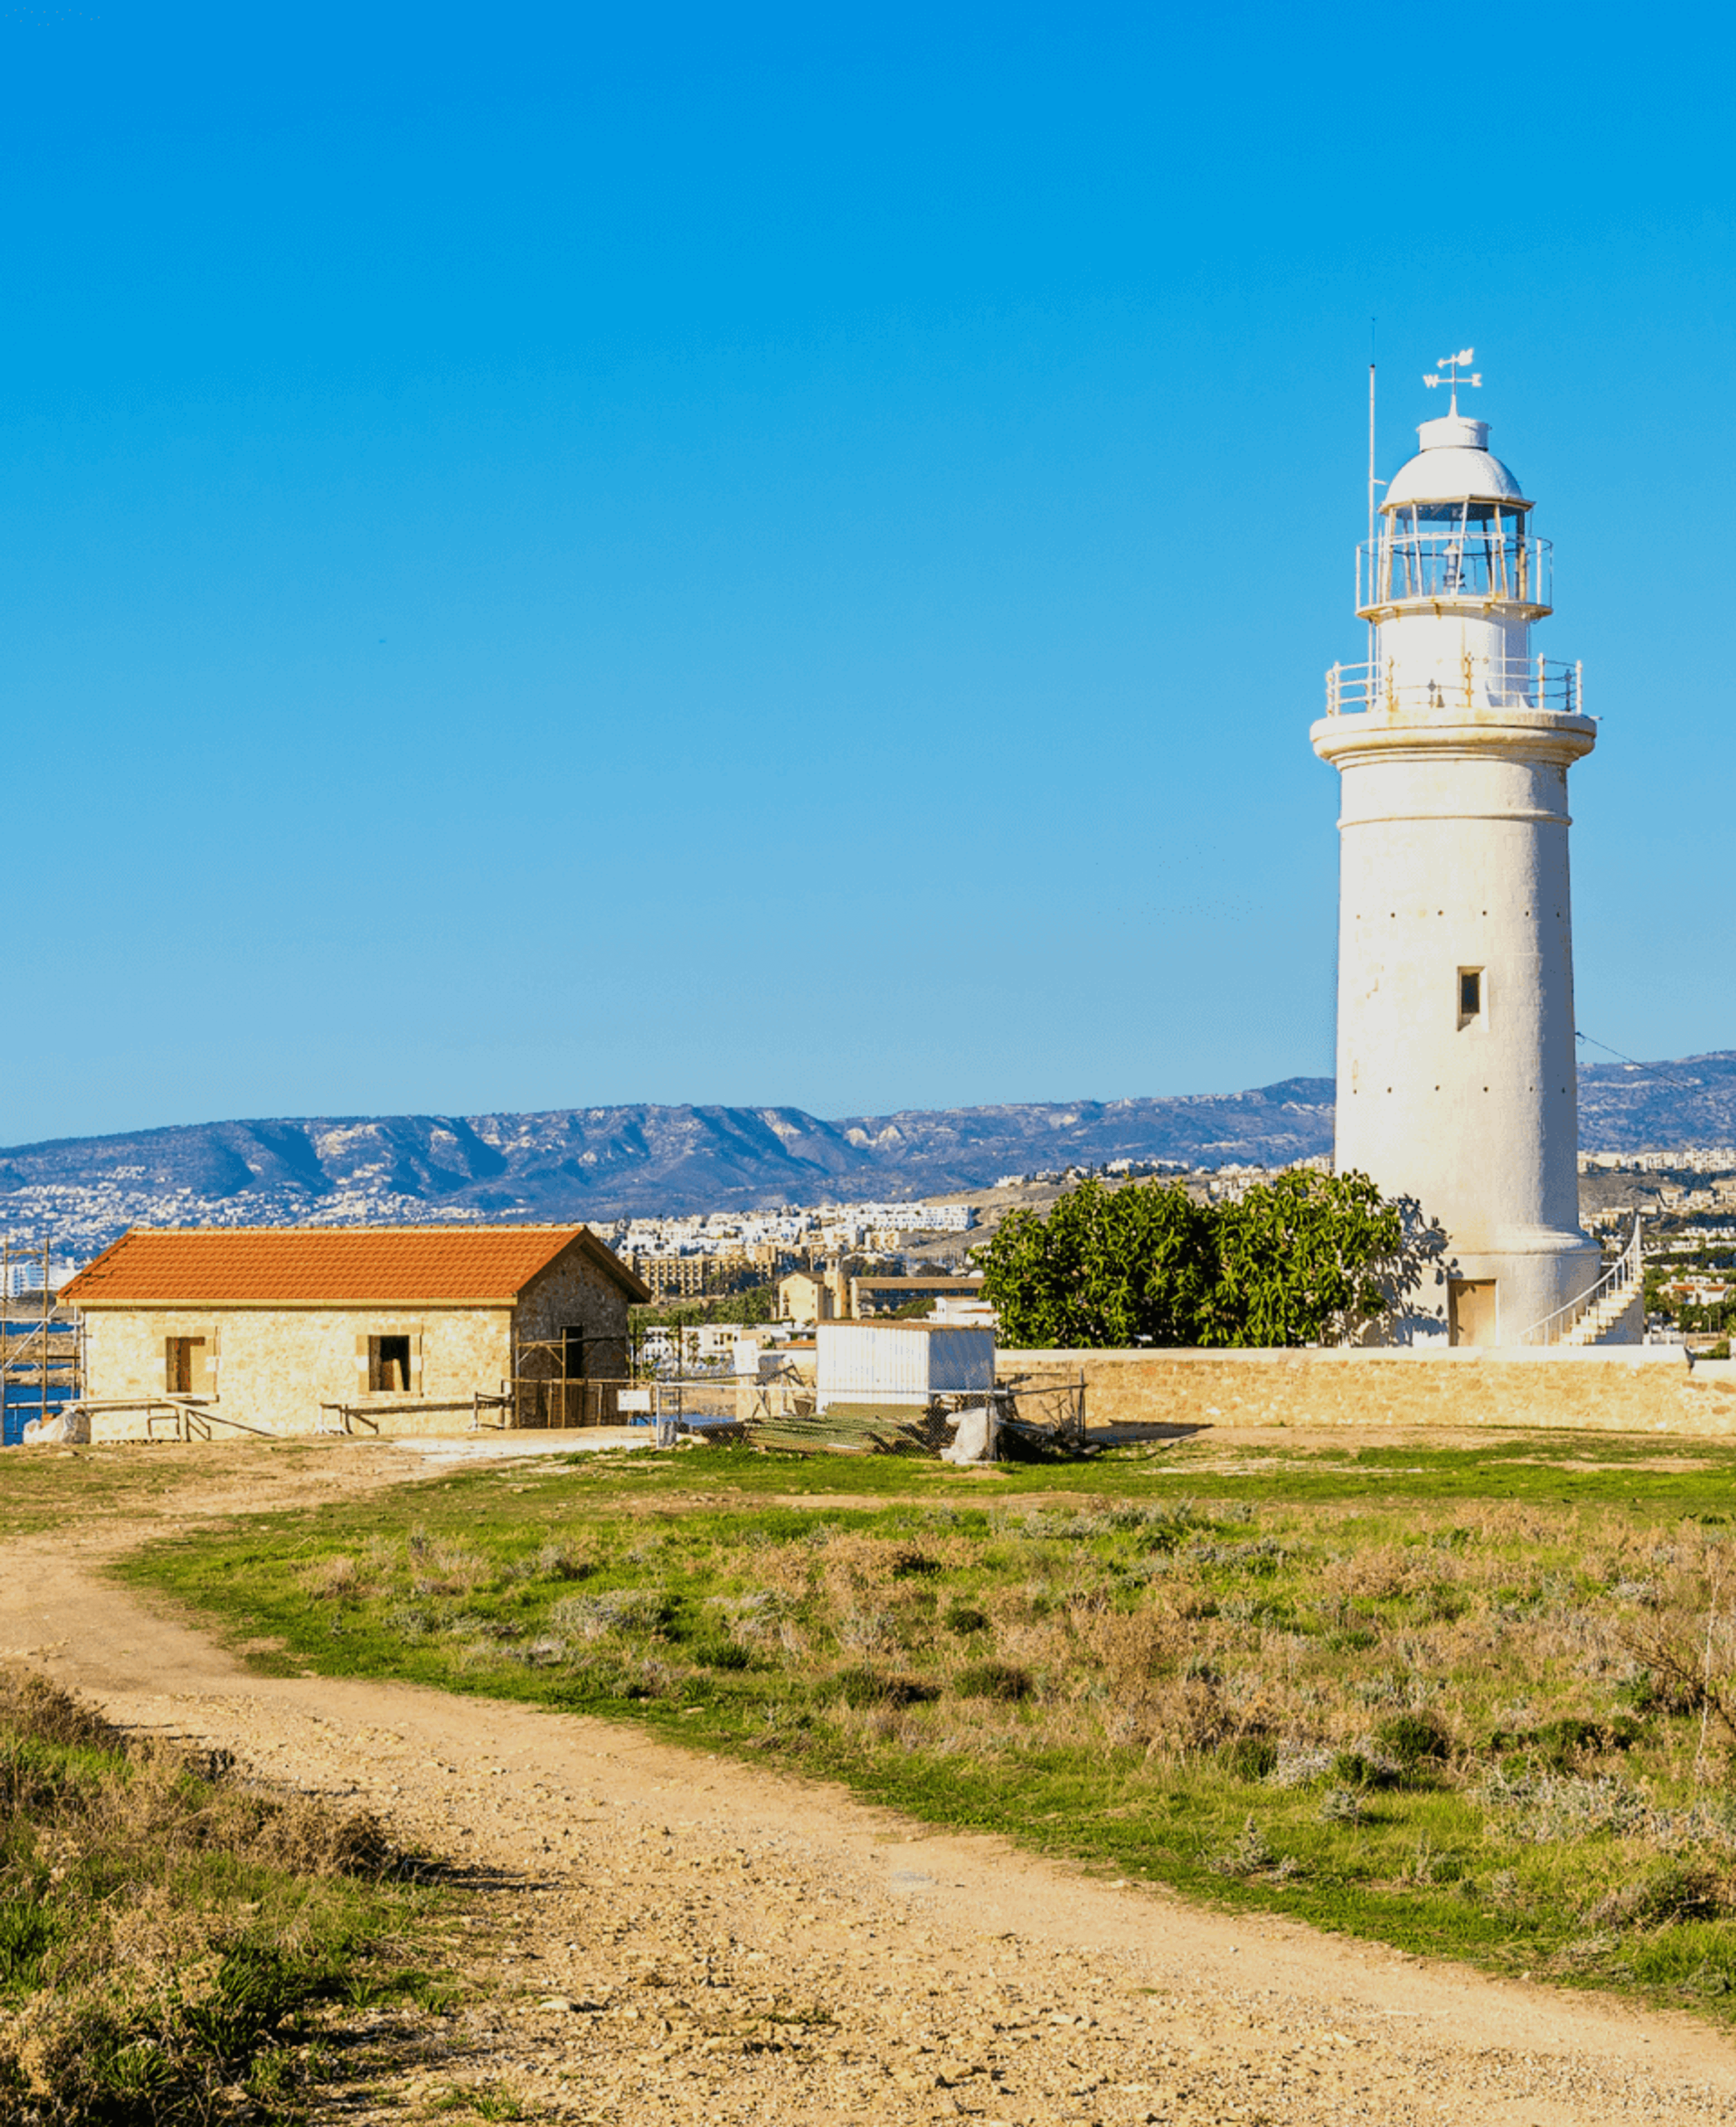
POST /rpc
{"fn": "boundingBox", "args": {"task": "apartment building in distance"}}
[631,1243,787,1300]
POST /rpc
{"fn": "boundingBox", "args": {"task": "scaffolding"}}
[507,1337,632,1428]
[0,1239,81,1446]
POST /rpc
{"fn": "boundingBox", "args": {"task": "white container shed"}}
[815,1322,995,1410]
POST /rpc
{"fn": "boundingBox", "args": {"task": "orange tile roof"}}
[61,1225,651,1307]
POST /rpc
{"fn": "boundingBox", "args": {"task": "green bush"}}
[942,1603,991,1635]
[1375,1711,1450,1769]
[1330,1749,1382,1789]
[1218,1737,1278,1781]
[837,1671,939,1710]
[693,1638,753,1672]
[954,1661,1032,1703]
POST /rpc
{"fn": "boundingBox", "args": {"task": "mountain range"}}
[2,1050,1732,1229]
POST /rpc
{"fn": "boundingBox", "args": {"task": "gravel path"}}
[4,1442,1736,2123]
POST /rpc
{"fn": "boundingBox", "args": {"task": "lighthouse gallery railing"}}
[1324,654,1583,718]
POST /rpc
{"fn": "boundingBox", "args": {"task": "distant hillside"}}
[0,1079,1336,1228]
[1,1051,1729,1239]
[1576,1050,1736,1150]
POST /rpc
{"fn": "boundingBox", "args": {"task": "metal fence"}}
[996,1372,1088,1450]
[462,1371,744,1434]
[319,1358,1088,1459]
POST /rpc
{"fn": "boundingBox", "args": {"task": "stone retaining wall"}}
[996,1347,1736,1436]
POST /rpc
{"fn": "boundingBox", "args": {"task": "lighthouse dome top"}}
[1383,414,1529,512]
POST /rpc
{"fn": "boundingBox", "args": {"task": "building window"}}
[1458,967,1483,1027]
[370,1334,413,1393]
[165,1336,205,1394]
[561,1326,588,1380]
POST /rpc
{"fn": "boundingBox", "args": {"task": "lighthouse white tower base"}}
[1312,396,1613,1347]
[1313,706,1602,1344]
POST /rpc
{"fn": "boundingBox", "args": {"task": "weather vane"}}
[1423,347,1481,416]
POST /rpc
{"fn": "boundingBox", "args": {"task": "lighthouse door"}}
[1448,1280,1499,1347]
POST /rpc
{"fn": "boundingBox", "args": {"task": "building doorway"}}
[561,1326,588,1381]
[1448,1279,1499,1347]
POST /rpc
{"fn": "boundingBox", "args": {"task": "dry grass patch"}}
[0,1665,450,2124]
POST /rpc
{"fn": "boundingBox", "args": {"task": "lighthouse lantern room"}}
[1311,353,1621,1347]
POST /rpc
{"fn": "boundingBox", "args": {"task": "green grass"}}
[114,1431,1736,2022]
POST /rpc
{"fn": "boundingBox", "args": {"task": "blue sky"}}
[3,1,1730,1143]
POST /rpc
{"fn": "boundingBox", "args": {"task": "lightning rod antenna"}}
[1367,341,1377,556]
[1367,322,1377,667]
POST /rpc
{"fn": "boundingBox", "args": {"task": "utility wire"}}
[1575,1031,1705,1099]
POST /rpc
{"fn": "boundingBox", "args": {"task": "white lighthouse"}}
[1311,354,1615,1347]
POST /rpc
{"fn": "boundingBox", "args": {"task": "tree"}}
[709,1282,778,1326]
[975,1177,1217,1348]
[974,1169,1435,1349]
[629,1281,778,1337]
[1204,1168,1413,1347]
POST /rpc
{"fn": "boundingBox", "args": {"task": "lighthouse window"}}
[1381,501,1529,604]
[1458,968,1483,1026]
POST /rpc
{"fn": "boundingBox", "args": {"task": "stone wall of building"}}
[83,1305,514,1439]
[996,1346,1736,1435]
[516,1248,634,1378]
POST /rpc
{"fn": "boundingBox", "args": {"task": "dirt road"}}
[4,1442,1736,2124]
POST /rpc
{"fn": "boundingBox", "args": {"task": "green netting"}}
[740,1383,1086,1460]
[747,1401,949,1456]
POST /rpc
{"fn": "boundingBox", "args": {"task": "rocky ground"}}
[4,1437,1736,2123]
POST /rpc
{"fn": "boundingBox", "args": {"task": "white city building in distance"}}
[1312,360,1619,1347]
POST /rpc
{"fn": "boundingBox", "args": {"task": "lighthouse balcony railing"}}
[1357,533,1552,613]
[1323,655,1583,719]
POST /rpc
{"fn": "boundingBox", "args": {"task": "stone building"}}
[60,1224,651,1438]
[632,1245,783,1300]
[777,1269,835,1324]
[632,1253,713,1300]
